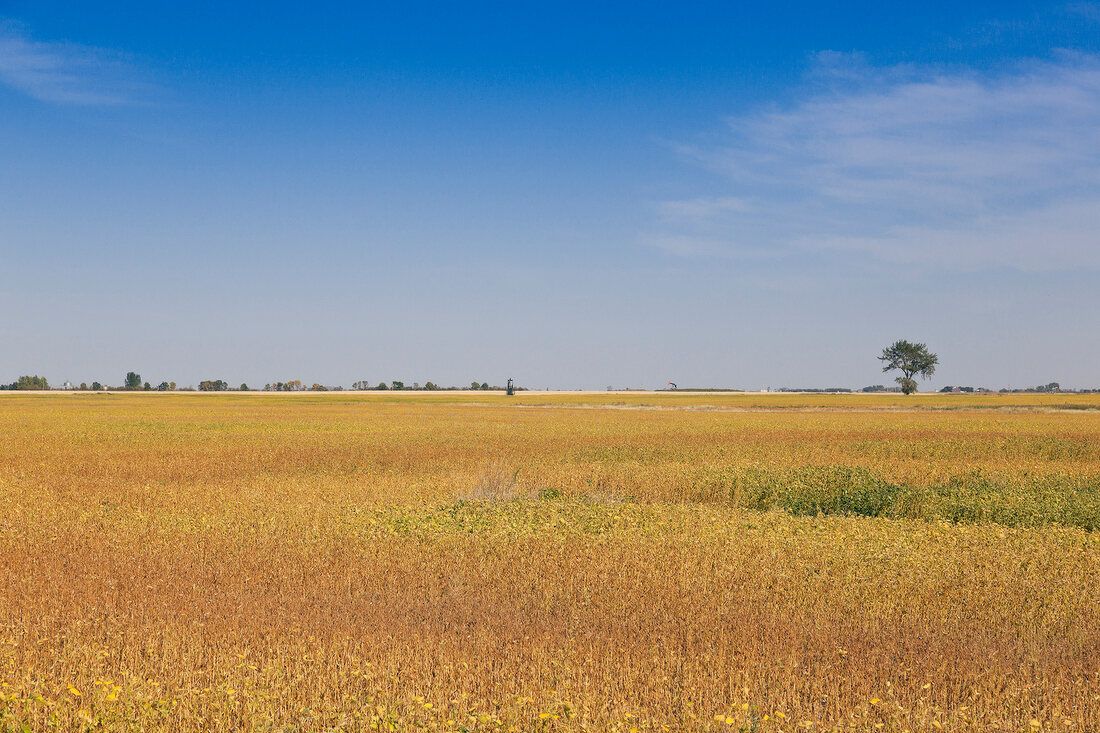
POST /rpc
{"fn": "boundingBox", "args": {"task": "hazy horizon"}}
[3,2,1099,390]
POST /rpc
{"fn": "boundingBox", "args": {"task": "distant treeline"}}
[660,388,745,392]
[3,373,1097,393]
[777,387,854,393]
[936,382,1100,394]
[293,381,525,392]
[0,373,523,392]
[0,375,50,390]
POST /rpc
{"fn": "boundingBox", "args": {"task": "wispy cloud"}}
[0,20,144,104]
[652,52,1100,270]
[1067,2,1100,22]
[655,197,752,221]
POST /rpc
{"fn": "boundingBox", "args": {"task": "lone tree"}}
[124,371,142,390]
[879,340,938,395]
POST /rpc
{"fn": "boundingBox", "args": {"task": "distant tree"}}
[91,381,103,391]
[471,381,481,390]
[311,383,327,391]
[239,383,249,391]
[352,380,371,390]
[424,381,437,390]
[879,340,938,395]
[391,381,404,390]
[169,382,176,391]
[79,382,88,390]
[413,382,420,390]
[11,375,49,390]
[375,382,388,390]
[143,382,151,390]
[198,379,228,391]
[124,372,142,390]
[480,382,489,390]
[157,382,170,391]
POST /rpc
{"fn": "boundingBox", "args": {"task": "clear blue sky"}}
[2,2,1098,389]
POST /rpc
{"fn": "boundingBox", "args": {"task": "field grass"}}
[1,392,1098,731]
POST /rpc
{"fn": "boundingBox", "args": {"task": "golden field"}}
[1,392,1099,731]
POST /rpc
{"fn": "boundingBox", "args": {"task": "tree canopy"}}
[879,340,938,395]
[4,375,49,390]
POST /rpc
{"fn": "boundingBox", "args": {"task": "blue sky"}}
[2,1,1099,389]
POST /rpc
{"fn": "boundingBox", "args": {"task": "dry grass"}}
[1,393,1099,731]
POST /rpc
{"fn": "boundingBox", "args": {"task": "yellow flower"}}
[67,685,81,697]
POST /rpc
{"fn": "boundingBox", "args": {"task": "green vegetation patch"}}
[723,466,1100,530]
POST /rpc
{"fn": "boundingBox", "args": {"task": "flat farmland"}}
[1,393,1098,731]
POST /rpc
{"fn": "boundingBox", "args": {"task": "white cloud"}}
[654,53,1100,270]
[0,21,142,104]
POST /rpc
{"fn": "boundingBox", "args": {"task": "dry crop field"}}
[1,392,1099,732]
